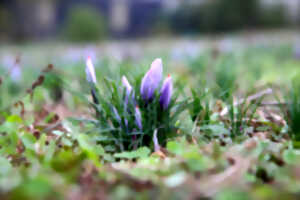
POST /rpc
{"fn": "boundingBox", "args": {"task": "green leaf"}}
[114,147,151,159]
[164,171,186,188]
[200,124,230,136]
[61,137,72,147]
[283,149,299,164]
[167,141,184,155]
[52,130,64,137]
[45,140,56,163]
[6,115,23,123]
[0,156,12,176]
[20,133,37,151]
[77,134,104,167]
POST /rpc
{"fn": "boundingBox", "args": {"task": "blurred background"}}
[1,3,300,199]
[0,0,299,42]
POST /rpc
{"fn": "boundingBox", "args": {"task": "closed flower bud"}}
[122,76,133,106]
[140,58,163,101]
[11,64,22,82]
[122,76,132,95]
[112,106,121,124]
[135,106,142,130]
[159,75,173,110]
[85,57,97,84]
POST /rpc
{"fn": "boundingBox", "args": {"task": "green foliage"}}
[216,189,250,200]
[227,97,262,139]
[189,88,211,125]
[84,75,189,153]
[0,156,12,176]
[166,139,214,172]
[168,0,288,34]
[114,147,150,159]
[282,76,300,144]
[203,0,260,31]
[214,55,237,101]
[258,5,288,28]
[43,71,64,102]
[0,7,14,39]
[1,38,300,199]
[62,5,107,42]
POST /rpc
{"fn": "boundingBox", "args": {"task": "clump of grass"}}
[227,97,262,140]
[214,55,237,101]
[191,92,263,143]
[281,77,300,145]
[189,88,211,126]
[84,58,188,152]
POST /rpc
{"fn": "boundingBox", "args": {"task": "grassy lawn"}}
[1,31,300,200]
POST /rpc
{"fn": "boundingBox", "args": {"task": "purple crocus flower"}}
[140,58,163,101]
[159,75,173,110]
[85,56,97,84]
[86,57,99,104]
[122,76,133,106]
[112,106,121,124]
[122,76,132,95]
[135,106,142,130]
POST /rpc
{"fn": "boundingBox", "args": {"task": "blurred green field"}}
[1,32,300,200]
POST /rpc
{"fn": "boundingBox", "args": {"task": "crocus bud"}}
[86,57,99,104]
[122,75,136,110]
[112,106,121,124]
[122,76,132,104]
[159,75,173,110]
[85,57,97,83]
[10,55,22,82]
[135,106,142,130]
[122,76,132,95]
[11,65,22,82]
[140,58,163,101]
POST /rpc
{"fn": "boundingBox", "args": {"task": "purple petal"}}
[10,65,22,82]
[122,76,132,95]
[122,75,135,108]
[159,75,173,110]
[140,58,163,101]
[85,57,97,83]
[140,71,152,100]
[112,106,121,123]
[135,106,142,130]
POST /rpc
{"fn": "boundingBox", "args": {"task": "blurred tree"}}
[167,0,287,34]
[258,4,287,28]
[0,6,13,40]
[209,0,260,31]
[62,5,107,42]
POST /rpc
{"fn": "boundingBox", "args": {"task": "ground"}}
[0,31,300,200]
